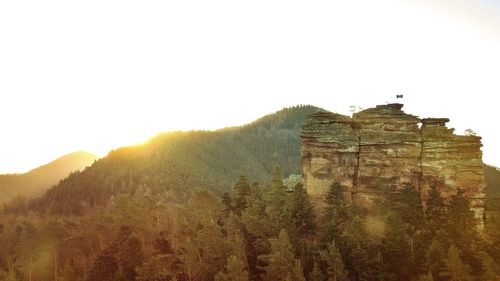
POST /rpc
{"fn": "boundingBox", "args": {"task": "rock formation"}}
[301,103,485,223]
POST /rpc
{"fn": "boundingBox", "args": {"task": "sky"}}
[1,0,500,173]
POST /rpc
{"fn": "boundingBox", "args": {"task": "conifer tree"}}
[426,238,448,281]
[241,182,273,257]
[320,182,348,244]
[288,183,316,239]
[88,251,118,281]
[220,192,233,220]
[381,214,412,280]
[445,245,470,281]
[320,240,349,281]
[215,255,249,281]
[113,234,143,281]
[292,260,306,281]
[478,251,500,281]
[398,184,425,275]
[260,229,295,281]
[308,261,324,281]
[265,167,289,234]
[234,176,251,215]
[135,255,175,281]
[448,189,476,248]
[426,185,448,235]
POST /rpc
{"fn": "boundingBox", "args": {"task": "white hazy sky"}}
[1,0,500,173]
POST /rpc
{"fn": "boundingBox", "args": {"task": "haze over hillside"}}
[27,106,320,215]
[2,105,500,281]
[15,105,498,218]
[0,151,98,204]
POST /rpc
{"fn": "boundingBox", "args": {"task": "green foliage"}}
[319,241,349,281]
[425,184,448,235]
[445,245,470,281]
[260,229,296,281]
[135,255,175,281]
[233,176,251,215]
[264,166,289,235]
[292,260,306,281]
[1,170,499,281]
[288,183,316,239]
[448,189,476,247]
[215,255,249,281]
[308,261,324,281]
[1,105,499,281]
[27,105,321,215]
[88,251,118,281]
[320,182,349,244]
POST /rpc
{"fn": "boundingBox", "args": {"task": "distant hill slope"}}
[32,105,323,215]
[0,151,99,204]
[27,105,500,216]
[484,164,500,211]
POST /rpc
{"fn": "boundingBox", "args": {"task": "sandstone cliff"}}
[301,103,485,223]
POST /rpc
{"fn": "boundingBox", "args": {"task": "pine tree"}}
[320,182,348,245]
[308,261,324,281]
[265,166,289,234]
[114,235,143,281]
[398,184,425,276]
[259,229,295,281]
[426,239,448,281]
[288,183,316,238]
[194,223,230,278]
[88,251,118,281]
[153,235,174,256]
[292,260,306,281]
[241,183,273,261]
[320,240,349,281]
[426,184,448,235]
[448,189,476,248]
[445,245,470,281]
[226,218,248,270]
[271,166,286,191]
[234,176,251,215]
[286,183,316,261]
[221,192,233,220]
[381,214,412,280]
[215,255,249,281]
[478,251,500,281]
[135,255,175,281]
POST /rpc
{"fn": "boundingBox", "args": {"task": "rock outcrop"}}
[301,103,485,223]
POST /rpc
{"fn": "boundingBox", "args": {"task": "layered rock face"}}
[420,118,485,220]
[302,112,359,207]
[301,104,485,222]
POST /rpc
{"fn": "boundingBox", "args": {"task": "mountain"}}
[0,151,99,204]
[24,105,500,216]
[31,105,322,215]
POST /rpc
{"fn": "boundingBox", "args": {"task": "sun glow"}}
[1,0,500,173]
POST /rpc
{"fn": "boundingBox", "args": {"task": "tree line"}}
[1,166,499,281]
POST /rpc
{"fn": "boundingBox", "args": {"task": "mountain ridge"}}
[10,104,499,217]
[0,151,99,204]
[29,105,322,215]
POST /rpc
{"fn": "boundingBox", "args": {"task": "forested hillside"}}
[26,105,321,215]
[1,106,500,281]
[0,151,98,205]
